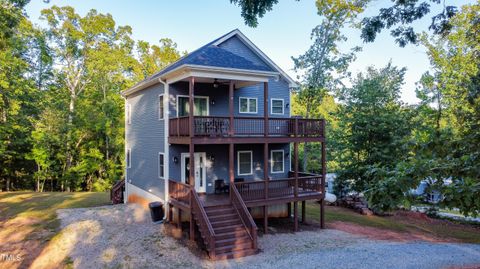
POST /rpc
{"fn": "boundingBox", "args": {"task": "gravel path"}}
[54,204,480,269]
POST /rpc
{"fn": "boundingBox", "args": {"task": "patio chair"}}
[214,179,229,194]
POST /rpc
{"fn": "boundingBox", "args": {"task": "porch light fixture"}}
[213,79,219,88]
[173,156,178,164]
[285,103,290,109]
[209,155,215,162]
[210,99,215,105]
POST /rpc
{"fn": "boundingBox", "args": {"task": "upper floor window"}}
[177,96,209,117]
[271,150,284,173]
[158,153,165,179]
[126,104,131,124]
[158,94,164,120]
[237,151,253,175]
[271,99,284,115]
[239,97,257,114]
[126,148,131,168]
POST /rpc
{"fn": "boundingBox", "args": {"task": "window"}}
[239,97,257,114]
[177,96,209,117]
[126,104,131,124]
[271,99,284,115]
[158,94,164,120]
[237,151,253,175]
[126,148,131,168]
[158,153,165,179]
[271,150,284,173]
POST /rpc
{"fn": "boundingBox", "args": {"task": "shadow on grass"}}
[0,192,110,269]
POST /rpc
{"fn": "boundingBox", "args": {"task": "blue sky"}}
[25,0,474,104]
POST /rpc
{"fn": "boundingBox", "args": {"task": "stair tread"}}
[215,242,254,253]
[213,248,258,260]
[216,235,251,244]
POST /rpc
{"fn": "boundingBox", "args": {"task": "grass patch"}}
[305,202,408,232]
[305,201,480,244]
[0,191,110,231]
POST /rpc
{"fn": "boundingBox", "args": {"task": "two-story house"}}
[121,29,326,260]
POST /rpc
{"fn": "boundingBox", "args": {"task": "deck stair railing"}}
[230,184,258,250]
[111,179,125,204]
[190,189,217,258]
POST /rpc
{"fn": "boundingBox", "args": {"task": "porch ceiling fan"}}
[212,78,230,88]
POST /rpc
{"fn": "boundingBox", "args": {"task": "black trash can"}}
[148,201,164,222]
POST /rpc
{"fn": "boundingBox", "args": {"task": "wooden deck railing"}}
[169,116,324,138]
[190,189,216,258]
[230,184,258,249]
[110,179,125,204]
[235,174,323,202]
[169,180,191,205]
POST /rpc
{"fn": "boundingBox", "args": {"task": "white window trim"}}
[158,152,165,179]
[271,98,284,115]
[176,95,209,117]
[270,149,284,174]
[158,94,165,120]
[126,148,131,169]
[237,150,253,176]
[126,103,131,124]
[239,97,258,114]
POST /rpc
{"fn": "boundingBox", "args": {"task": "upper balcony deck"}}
[168,116,325,144]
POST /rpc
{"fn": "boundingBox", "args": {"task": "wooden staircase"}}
[188,185,258,260]
[200,204,257,259]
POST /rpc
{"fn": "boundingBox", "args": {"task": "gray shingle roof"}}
[150,30,274,80]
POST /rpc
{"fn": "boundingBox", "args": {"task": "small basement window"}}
[239,97,257,114]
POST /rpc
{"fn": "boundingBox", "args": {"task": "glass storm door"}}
[181,152,206,193]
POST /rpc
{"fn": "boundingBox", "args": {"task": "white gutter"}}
[158,78,169,220]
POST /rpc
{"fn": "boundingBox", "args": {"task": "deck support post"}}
[229,81,234,136]
[264,82,268,137]
[229,143,234,184]
[302,201,306,223]
[178,208,181,228]
[320,122,326,229]
[188,77,195,241]
[287,202,291,218]
[263,206,268,234]
[263,142,269,234]
[293,201,298,232]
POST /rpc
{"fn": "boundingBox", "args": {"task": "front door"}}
[181,152,207,193]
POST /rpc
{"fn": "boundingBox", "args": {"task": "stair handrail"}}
[110,179,125,204]
[190,189,216,256]
[230,184,258,250]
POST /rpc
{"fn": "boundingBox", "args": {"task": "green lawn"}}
[305,202,480,244]
[0,192,110,231]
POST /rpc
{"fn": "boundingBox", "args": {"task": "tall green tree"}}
[292,0,366,171]
[0,0,40,191]
[413,2,480,215]
[334,63,414,211]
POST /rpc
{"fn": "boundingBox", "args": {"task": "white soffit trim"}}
[212,29,298,88]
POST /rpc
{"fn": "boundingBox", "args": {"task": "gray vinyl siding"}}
[218,36,271,70]
[126,83,165,199]
[168,78,290,118]
[169,143,290,194]
[234,77,290,117]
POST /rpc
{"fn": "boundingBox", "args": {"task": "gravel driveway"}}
[53,204,480,269]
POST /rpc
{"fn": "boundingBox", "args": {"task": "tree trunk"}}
[6,178,10,192]
[65,93,76,192]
